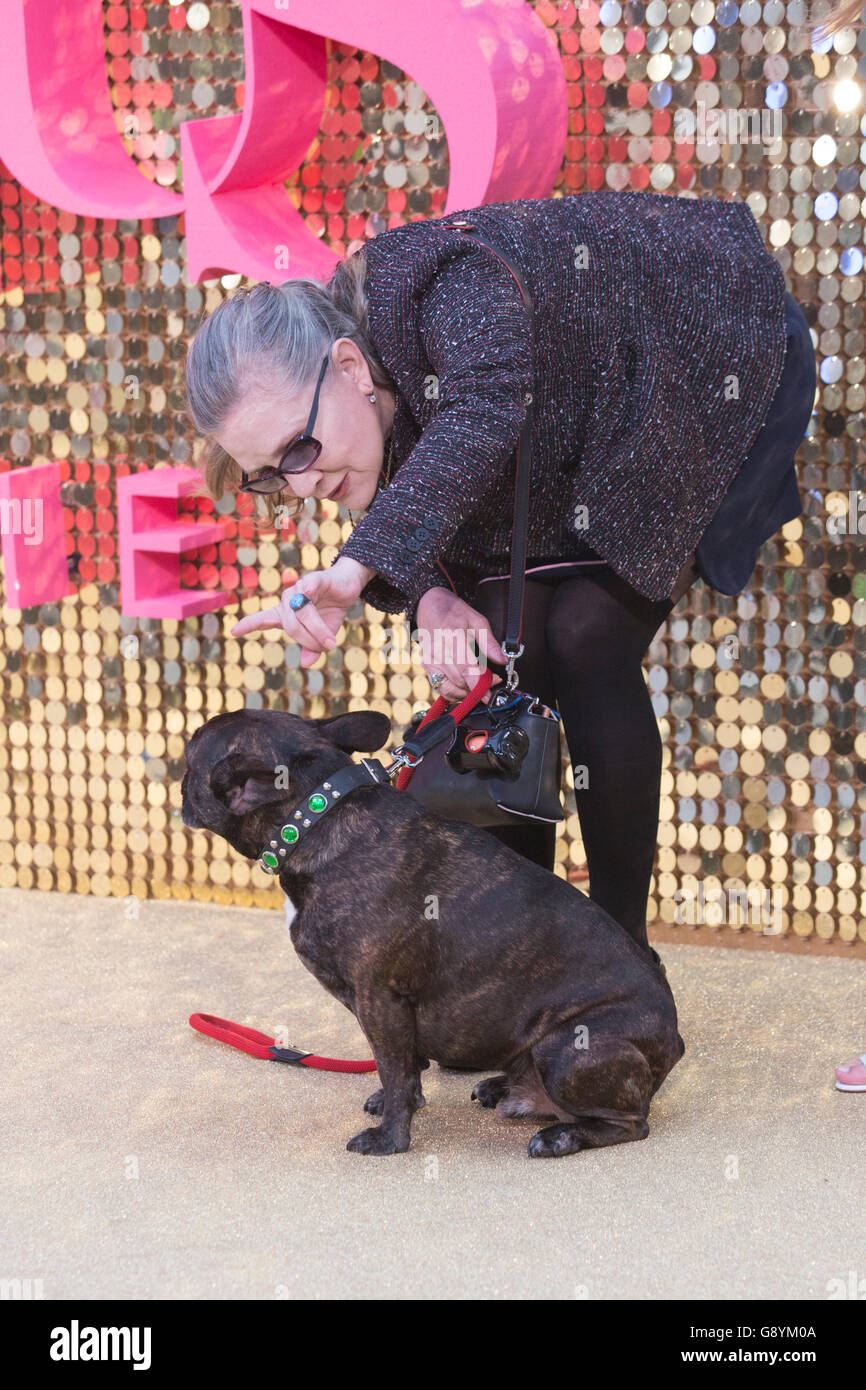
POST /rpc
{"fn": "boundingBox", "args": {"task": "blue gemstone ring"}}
[289,592,312,611]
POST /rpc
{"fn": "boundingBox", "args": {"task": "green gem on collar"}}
[281,825,300,844]
[308,793,327,812]
[261,850,279,870]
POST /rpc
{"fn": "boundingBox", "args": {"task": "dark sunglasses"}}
[238,354,330,495]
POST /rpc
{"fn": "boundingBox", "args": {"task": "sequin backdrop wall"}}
[1,0,864,949]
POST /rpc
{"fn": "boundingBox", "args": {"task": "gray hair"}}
[184,254,393,522]
[811,0,863,41]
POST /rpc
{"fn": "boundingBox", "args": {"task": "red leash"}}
[189,1013,377,1073]
[395,668,492,791]
[190,673,493,1075]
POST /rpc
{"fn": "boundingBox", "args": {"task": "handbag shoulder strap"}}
[438,219,535,668]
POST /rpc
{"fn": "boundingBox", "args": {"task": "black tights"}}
[471,569,675,952]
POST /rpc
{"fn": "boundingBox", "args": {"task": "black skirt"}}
[693,290,815,593]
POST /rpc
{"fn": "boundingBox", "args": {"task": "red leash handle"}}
[189,1013,377,1074]
[395,668,493,791]
[190,1012,274,1058]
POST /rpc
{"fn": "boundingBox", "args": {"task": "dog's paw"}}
[527,1123,583,1158]
[346,1126,408,1156]
[364,1088,385,1115]
[364,1087,425,1115]
[471,1075,510,1108]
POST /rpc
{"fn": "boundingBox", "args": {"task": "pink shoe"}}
[835,1053,866,1091]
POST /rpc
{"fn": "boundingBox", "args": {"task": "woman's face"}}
[217,337,396,509]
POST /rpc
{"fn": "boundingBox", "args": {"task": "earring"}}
[368,392,376,403]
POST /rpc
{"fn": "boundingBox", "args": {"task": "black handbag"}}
[391,220,566,829]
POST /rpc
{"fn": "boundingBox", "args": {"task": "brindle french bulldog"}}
[181,708,684,1158]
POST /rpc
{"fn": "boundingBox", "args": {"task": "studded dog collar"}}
[257,757,391,874]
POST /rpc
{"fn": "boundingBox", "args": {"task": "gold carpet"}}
[2,886,863,1300]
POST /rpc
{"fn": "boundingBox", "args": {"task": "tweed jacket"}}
[331,190,788,620]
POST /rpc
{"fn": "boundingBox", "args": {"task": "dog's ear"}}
[309,709,391,752]
[209,752,286,816]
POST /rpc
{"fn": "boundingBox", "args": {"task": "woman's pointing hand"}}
[231,557,372,667]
